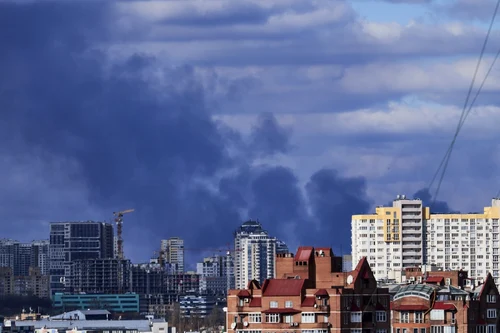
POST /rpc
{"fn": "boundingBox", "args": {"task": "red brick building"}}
[227,246,391,333]
[390,273,500,333]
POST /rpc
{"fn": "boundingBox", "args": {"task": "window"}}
[430,327,443,333]
[376,330,387,333]
[248,313,261,323]
[414,329,418,333]
[301,313,315,323]
[269,301,278,308]
[400,312,409,323]
[487,294,497,303]
[376,311,386,322]
[415,312,423,323]
[420,329,426,333]
[285,301,293,308]
[487,309,497,318]
[430,310,444,321]
[323,315,329,323]
[265,313,279,323]
[351,312,362,323]
[284,315,293,323]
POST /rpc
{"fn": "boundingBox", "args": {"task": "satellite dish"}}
[347,275,354,285]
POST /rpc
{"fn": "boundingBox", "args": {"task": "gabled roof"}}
[314,289,329,297]
[262,279,305,296]
[295,247,313,261]
[351,257,374,284]
[237,290,251,297]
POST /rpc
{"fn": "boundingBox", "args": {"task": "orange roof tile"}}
[262,279,305,296]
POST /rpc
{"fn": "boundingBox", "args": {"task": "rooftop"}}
[9,320,165,332]
[262,279,305,296]
[393,284,436,301]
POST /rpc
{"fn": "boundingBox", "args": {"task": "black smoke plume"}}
[0,1,371,264]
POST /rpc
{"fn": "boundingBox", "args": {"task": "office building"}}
[352,196,500,284]
[49,221,114,294]
[234,220,279,289]
[227,246,390,333]
[160,237,184,273]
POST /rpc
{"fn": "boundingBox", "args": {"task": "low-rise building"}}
[390,273,500,333]
[52,294,140,313]
[227,246,391,333]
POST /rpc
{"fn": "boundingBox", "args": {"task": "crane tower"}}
[113,209,134,260]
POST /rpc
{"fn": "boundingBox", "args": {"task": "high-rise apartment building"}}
[160,237,184,273]
[49,221,114,294]
[352,196,500,285]
[234,220,279,289]
[0,239,49,276]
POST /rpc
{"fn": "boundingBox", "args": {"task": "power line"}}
[429,0,500,206]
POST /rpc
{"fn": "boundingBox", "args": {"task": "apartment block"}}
[0,239,49,276]
[352,196,500,284]
[390,273,500,333]
[197,254,234,295]
[227,246,391,333]
[234,220,282,289]
[49,221,114,294]
[0,267,49,298]
[160,237,185,273]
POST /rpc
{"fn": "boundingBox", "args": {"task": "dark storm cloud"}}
[413,188,453,213]
[0,0,372,262]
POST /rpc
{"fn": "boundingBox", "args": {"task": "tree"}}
[205,307,224,331]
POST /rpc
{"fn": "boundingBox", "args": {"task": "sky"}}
[1,0,500,267]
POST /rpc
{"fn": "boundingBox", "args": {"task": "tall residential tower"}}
[234,220,281,289]
[160,237,184,273]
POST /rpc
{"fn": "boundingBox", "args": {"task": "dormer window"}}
[487,294,497,303]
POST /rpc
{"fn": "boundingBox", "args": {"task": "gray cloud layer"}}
[0,0,395,263]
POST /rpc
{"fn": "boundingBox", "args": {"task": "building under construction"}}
[69,258,132,294]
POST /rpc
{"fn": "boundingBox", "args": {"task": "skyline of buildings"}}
[352,196,500,286]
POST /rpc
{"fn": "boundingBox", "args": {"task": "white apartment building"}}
[352,196,500,285]
[160,237,184,273]
[234,220,278,289]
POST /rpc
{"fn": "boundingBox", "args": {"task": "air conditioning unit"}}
[244,298,250,303]
[293,322,299,326]
[289,323,294,327]
[243,322,249,327]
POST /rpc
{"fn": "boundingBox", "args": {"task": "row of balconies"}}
[233,322,331,329]
[236,305,330,313]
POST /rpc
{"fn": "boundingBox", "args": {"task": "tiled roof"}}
[237,290,251,297]
[249,297,261,307]
[433,302,456,311]
[392,304,429,311]
[295,247,313,261]
[262,308,300,314]
[301,296,316,307]
[426,276,444,283]
[262,279,305,296]
[314,289,329,297]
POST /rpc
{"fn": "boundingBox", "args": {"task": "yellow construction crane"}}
[113,209,135,260]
